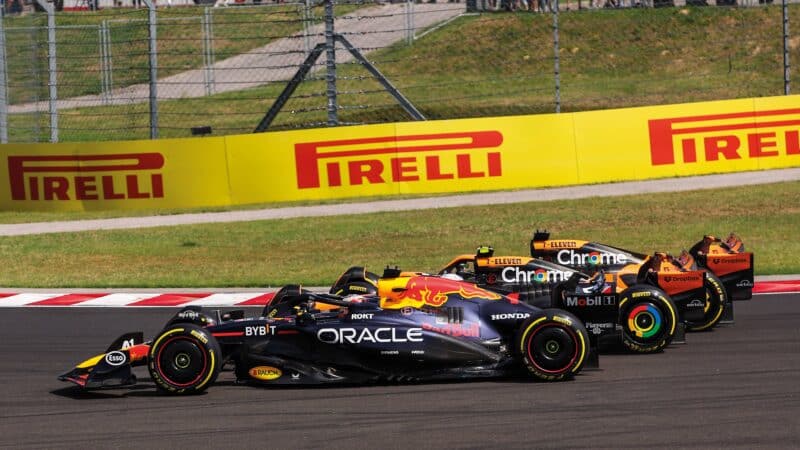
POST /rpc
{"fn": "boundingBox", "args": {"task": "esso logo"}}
[104,351,126,366]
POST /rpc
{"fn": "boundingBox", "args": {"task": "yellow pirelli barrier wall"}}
[1,95,799,211]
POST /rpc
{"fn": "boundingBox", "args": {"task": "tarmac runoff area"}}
[0,166,799,299]
[3,293,798,448]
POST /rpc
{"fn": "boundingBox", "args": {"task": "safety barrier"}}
[1,94,798,211]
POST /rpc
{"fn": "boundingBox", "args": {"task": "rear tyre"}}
[516,309,589,381]
[618,286,678,353]
[684,272,726,332]
[148,324,221,395]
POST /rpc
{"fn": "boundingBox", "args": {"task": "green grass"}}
[0,180,797,287]
[7,4,799,141]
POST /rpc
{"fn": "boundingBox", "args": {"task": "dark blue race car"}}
[59,269,593,395]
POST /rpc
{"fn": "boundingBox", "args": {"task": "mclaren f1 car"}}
[680,233,754,301]
[529,230,729,331]
[59,271,593,395]
[437,246,681,353]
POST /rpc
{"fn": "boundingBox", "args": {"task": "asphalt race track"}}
[1,294,798,449]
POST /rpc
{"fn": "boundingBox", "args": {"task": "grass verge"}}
[0,179,797,287]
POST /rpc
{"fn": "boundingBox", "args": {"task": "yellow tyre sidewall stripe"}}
[520,315,587,374]
[150,327,216,391]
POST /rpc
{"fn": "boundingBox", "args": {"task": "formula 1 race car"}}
[529,230,728,332]
[680,233,754,301]
[438,247,680,353]
[59,271,592,395]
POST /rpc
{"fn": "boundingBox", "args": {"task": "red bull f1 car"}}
[438,246,680,353]
[59,270,593,395]
[529,230,732,332]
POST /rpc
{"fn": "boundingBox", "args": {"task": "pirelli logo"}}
[648,108,800,165]
[8,153,165,201]
[294,131,504,189]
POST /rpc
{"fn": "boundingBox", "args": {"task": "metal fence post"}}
[99,23,105,104]
[405,0,413,45]
[0,9,8,144]
[26,27,42,142]
[553,0,560,113]
[202,7,215,96]
[324,0,337,126]
[409,0,414,42]
[35,0,58,142]
[782,0,790,95]
[303,0,312,54]
[100,20,113,105]
[142,0,159,139]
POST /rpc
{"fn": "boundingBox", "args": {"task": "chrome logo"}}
[627,304,662,338]
[587,252,602,265]
[532,269,548,283]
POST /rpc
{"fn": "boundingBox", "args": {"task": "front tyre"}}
[618,286,678,353]
[516,309,589,381]
[684,272,727,332]
[148,324,221,395]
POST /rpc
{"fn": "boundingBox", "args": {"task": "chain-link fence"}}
[0,0,796,142]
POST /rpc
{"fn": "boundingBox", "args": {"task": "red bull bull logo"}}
[389,276,501,309]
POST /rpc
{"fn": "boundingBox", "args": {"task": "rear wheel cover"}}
[627,304,663,339]
[619,289,677,353]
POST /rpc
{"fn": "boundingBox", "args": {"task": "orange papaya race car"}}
[529,231,728,332]
[679,233,754,301]
[437,246,685,353]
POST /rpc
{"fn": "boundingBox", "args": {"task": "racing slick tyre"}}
[684,272,727,332]
[148,324,221,395]
[618,286,678,353]
[516,309,589,381]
